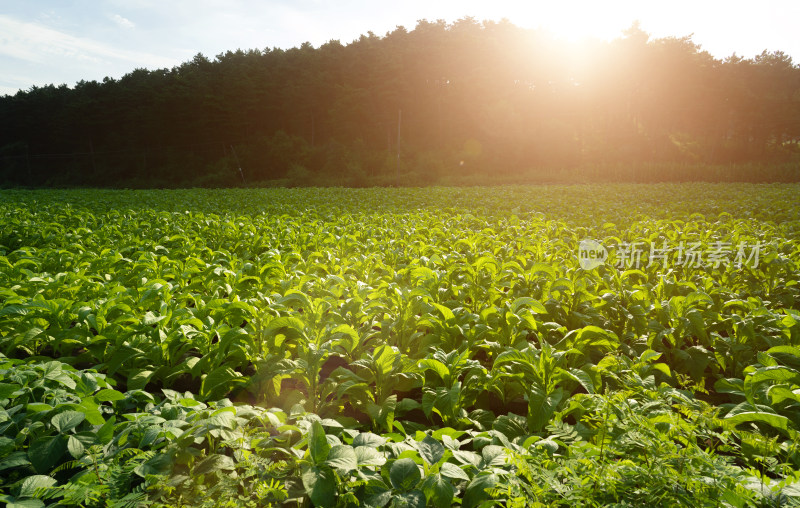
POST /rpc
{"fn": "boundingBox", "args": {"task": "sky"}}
[1,0,799,97]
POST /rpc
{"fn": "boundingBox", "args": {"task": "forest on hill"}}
[1,18,799,187]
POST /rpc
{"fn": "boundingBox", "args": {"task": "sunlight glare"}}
[506,2,635,44]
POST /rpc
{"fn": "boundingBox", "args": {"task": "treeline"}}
[1,18,799,187]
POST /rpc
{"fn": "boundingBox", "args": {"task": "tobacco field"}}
[1,184,800,507]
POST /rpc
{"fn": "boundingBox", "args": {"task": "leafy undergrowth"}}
[1,185,800,507]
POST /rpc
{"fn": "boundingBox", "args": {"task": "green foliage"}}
[0,185,799,506]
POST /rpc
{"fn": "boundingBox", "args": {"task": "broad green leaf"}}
[757,351,778,367]
[373,346,399,376]
[51,411,85,433]
[0,382,21,399]
[0,452,32,472]
[263,316,307,339]
[422,474,455,508]
[747,366,800,386]
[96,416,116,445]
[511,297,547,314]
[0,436,14,456]
[463,473,498,508]
[0,305,30,317]
[139,426,161,448]
[94,388,125,402]
[67,435,85,459]
[18,475,57,498]
[200,366,243,400]
[134,453,172,477]
[527,388,562,432]
[193,454,235,475]
[767,345,800,359]
[26,403,55,414]
[127,370,154,391]
[390,490,426,508]
[440,462,470,481]
[354,446,386,467]
[564,369,595,394]
[352,432,386,448]
[365,490,393,508]
[418,359,449,383]
[431,302,455,323]
[308,421,330,465]
[768,386,800,405]
[302,465,336,508]
[620,269,648,282]
[367,394,396,432]
[474,256,498,274]
[639,349,662,364]
[326,445,358,473]
[105,345,143,376]
[536,439,559,454]
[725,411,794,435]
[390,458,422,491]
[279,290,313,310]
[574,325,619,350]
[451,450,481,467]
[421,390,437,419]
[331,323,360,349]
[530,263,557,280]
[714,378,744,395]
[651,362,672,378]
[418,435,445,466]
[208,407,236,428]
[142,311,166,326]
[481,445,506,467]
[7,499,45,508]
[28,435,67,473]
[492,414,528,440]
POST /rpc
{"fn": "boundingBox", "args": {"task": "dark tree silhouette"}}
[1,19,798,187]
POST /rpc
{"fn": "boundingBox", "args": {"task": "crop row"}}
[1,186,799,506]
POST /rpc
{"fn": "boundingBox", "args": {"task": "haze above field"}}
[1,0,799,96]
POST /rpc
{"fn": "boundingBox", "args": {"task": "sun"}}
[488,1,638,43]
